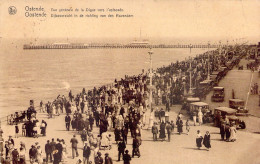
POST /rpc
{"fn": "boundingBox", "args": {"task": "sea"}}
[0,38,211,119]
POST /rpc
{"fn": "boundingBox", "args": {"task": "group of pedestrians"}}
[0,45,251,164]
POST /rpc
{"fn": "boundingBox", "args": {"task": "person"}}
[104,153,113,164]
[229,123,237,142]
[53,149,60,164]
[123,150,131,164]
[41,120,47,136]
[192,111,197,126]
[50,138,56,162]
[22,123,26,136]
[159,121,166,140]
[8,136,14,146]
[89,114,95,131]
[29,145,37,163]
[132,137,140,158]
[203,131,211,151]
[94,152,103,164]
[56,139,63,162]
[12,148,19,164]
[4,141,9,159]
[0,125,3,137]
[0,154,4,164]
[83,142,91,164]
[151,122,158,141]
[225,124,231,142]
[176,117,183,135]
[70,135,79,159]
[220,120,226,140]
[196,130,203,150]
[45,140,52,163]
[61,139,67,162]
[166,122,172,142]
[15,123,19,138]
[186,119,190,135]
[37,145,43,164]
[117,140,126,161]
[198,108,203,126]
[19,146,26,164]
[65,114,71,131]
[0,136,3,154]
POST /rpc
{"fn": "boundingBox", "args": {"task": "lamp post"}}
[207,41,211,80]
[148,48,153,110]
[188,44,193,95]
[148,48,154,129]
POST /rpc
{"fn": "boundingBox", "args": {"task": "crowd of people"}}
[0,44,257,164]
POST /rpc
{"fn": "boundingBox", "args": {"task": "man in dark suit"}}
[55,139,63,162]
[70,135,79,159]
[94,152,103,164]
[123,150,131,164]
[105,153,113,164]
[83,142,91,164]
[50,138,56,162]
[65,114,71,131]
[151,122,158,141]
[45,140,52,162]
[117,141,126,161]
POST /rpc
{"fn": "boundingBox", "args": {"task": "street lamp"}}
[148,48,154,130]
[207,41,211,80]
[188,44,193,95]
[148,48,153,110]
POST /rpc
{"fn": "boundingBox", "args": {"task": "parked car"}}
[214,107,246,129]
[229,99,249,115]
[211,87,225,102]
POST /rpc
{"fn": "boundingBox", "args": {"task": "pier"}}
[23,43,222,50]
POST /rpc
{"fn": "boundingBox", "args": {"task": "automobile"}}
[189,102,213,123]
[229,99,249,114]
[182,97,200,109]
[214,107,246,129]
[211,87,225,102]
[198,80,214,95]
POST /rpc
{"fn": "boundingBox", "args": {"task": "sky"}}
[0,0,259,42]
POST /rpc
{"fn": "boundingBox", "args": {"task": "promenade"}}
[1,48,259,164]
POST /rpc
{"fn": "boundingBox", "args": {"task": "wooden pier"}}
[23,43,221,50]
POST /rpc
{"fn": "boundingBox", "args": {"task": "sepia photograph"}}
[0,0,259,164]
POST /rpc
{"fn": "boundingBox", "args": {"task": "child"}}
[22,123,26,136]
[186,119,190,135]
[15,123,19,138]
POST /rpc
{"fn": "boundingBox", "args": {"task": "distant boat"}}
[130,39,149,46]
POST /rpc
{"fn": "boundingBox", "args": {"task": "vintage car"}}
[214,107,246,129]
[197,80,214,96]
[211,87,225,102]
[189,102,213,123]
[182,97,200,111]
[229,99,249,114]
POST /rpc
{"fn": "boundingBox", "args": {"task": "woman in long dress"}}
[159,121,166,140]
[198,108,203,126]
[36,146,43,164]
[203,131,211,151]
[100,132,109,149]
[229,123,237,142]
[196,130,203,149]
[176,118,183,135]
[61,140,67,162]
[107,114,112,131]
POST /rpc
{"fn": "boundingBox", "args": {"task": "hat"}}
[105,153,109,156]
[125,150,129,153]
[97,152,101,156]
